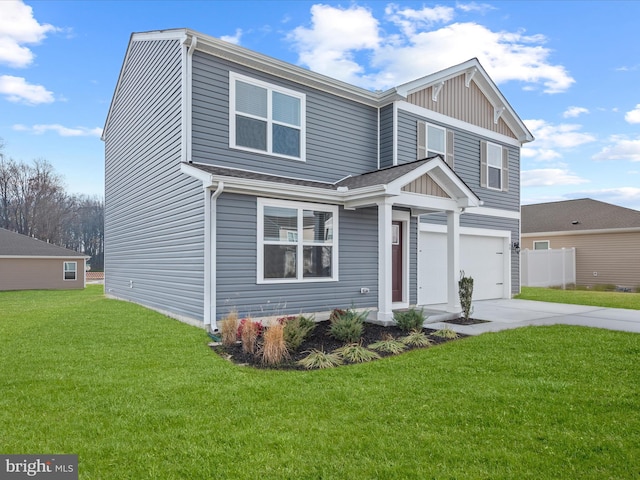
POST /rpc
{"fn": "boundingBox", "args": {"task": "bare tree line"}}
[0,139,104,270]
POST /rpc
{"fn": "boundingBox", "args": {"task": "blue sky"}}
[1,0,640,210]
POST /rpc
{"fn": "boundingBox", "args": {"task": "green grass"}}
[517,286,640,310]
[1,286,639,479]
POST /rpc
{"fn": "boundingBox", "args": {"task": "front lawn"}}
[1,286,639,479]
[516,286,640,310]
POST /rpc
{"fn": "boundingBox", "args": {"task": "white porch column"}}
[446,209,461,312]
[377,200,393,323]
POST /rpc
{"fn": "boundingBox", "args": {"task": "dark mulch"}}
[445,317,490,325]
[210,320,468,370]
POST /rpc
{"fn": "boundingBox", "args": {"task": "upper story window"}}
[64,261,77,281]
[257,198,338,283]
[480,140,509,192]
[230,72,306,161]
[417,121,454,168]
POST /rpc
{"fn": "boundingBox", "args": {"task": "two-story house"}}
[102,28,533,330]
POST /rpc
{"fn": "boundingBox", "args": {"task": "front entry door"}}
[392,221,403,302]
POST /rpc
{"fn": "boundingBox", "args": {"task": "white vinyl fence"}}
[521,248,576,288]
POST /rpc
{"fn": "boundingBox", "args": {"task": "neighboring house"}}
[102,28,533,329]
[521,198,640,288]
[0,228,88,291]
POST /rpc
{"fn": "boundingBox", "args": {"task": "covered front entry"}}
[418,225,511,305]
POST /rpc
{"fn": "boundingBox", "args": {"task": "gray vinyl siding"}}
[191,51,379,181]
[216,193,379,319]
[379,104,394,169]
[104,38,206,322]
[421,213,520,294]
[396,110,520,211]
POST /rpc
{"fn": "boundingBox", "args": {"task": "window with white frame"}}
[230,72,305,160]
[487,142,503,190]
[64,261,77,281]
[426,123,446,156]
[534,240,550,250]
[258,199,338,283]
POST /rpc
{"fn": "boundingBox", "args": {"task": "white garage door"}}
[418,230,507,305]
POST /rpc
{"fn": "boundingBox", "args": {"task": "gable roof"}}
[521,199,640,234]
[103,28,532,145]
[0,228,87,258]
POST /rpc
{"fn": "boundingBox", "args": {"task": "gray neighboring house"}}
[521,198,640,288]
[102,28,533,329]
[0,228,88,291]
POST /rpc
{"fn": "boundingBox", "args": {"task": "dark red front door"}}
[392,221,403,302]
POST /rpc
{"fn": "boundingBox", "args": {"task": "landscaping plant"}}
[219,309,239,346]
[459,271,474,321]
[260,322,289,365]
[329,308,367,343]
[333,343,380,363]
[368,334,407,354]
[431,326,459,339]
[282,314,316,351]
[297,349,343,369]
[238,318,262,354]
[393,308,425,332]
[400,330,433,347]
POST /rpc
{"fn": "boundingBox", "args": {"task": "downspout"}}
[204,182,224,332]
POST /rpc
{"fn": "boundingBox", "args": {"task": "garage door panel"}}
[419,231,507,305]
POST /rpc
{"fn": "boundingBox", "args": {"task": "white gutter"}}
[204,181,224,331]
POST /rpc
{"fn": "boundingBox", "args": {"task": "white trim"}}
[397,101,523,148]
[63,261,77,281]
[467,206,520,220]
[486,141,503,191]
[392,102,398,165]
[229,71,306,162]
[257,198,338,284]
[425,122,446,157]
[377,199,394,322]
[522,227,640,237]
[391,210,411,310]
[533,240,550,250]
[0,255,89,260]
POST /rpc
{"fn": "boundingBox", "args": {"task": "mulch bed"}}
[445,317,490,325]
[210,320,469,370]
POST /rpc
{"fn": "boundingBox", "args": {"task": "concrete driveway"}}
[426,298,640,335]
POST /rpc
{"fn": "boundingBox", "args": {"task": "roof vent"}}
[571,220,580,225]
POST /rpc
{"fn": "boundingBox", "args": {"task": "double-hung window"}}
[64,261,77,281]
[481,140,509,191]
[230,72,305,160]
[258,199,338,283]
[417,121,454,168]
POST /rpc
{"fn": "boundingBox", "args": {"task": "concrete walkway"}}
[424,299,640,335]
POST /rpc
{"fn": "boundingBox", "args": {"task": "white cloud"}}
[0,0,58,68]
[456,3,496,14]
[13,123,103,137]
[521,168,589,187]
[592,136,640,162]
[563,106,589,118]
[624,104,640,124]
[221,28,242,45]
[0,75,53,104]
[288,4,381,86]
[522,119,596,161]
[287,4,574,93]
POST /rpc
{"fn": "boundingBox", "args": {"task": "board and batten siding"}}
[522,232,640,288]
[216,193,379,320]
[191,51,379,182]
[104,38,206,322]
[396,110,520,212]
[406,75,516,139]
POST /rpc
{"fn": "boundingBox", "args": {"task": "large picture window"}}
[230,72,305,160]
[258,199,338,283]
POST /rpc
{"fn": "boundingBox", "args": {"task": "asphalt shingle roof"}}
[0,228,86,257]
[521,198,640,233]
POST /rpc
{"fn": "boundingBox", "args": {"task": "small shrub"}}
[431,326,459,339]
[239,318,262,354]
[400,330,433,347]
[329,308,367,343]
[261,323,289,366]
[368,334,407,354]
[459,271,474,321]
[393,308,425,332]
[282,315,316,351]
[297,349,343,369]
[219,310,239,346]
[334,343,380,363]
